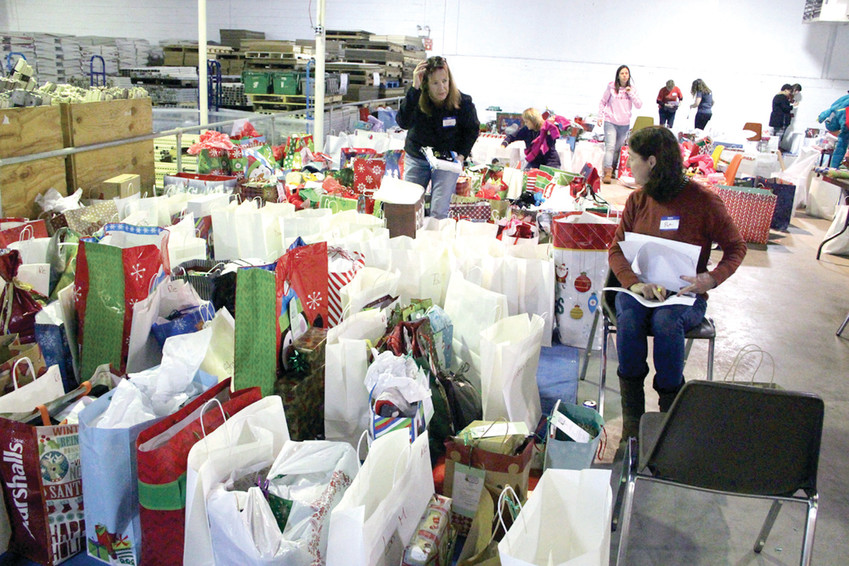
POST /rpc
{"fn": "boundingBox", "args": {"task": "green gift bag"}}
[233,266,278,396]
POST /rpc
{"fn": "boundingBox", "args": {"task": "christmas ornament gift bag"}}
[552,212,619,349]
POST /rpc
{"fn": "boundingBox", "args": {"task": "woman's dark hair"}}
[418,56,461,115]
[629,126,685,203]
[614,65,631,94]
[691,78,711,96]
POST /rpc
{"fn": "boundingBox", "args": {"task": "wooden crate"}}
[61,99,155,192]
[0,106,67,217]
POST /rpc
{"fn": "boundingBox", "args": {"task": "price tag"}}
[451,463,486,518]
[551,410,591,443]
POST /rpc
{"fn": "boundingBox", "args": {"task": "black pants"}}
[695,111,712,130]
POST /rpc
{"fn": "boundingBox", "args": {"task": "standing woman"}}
[598,65,642,184]
[656,80,683,128]
[502,107,561,169]
[690,79,714,130]
[396,56,480,219]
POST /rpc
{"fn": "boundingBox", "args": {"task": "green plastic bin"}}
[242,71,271,94]
[272,72,301,95]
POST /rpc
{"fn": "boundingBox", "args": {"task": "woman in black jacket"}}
[396,56,480,219]
[770,84,794,152]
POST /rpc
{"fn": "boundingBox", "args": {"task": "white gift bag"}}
[211,201,242,261]
[325,309,388,446]
[340,266,400,320]
[480,314,545,430]
[183,396,290,566]
[443,272,508,390]
[0,359,64,413]
[498,469,612,566]
[326,430,433,566]
[822,204,849,256]
[200,307,236,382]
[807,175,842,219]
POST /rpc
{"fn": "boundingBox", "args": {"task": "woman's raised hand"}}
[413,62,427,89]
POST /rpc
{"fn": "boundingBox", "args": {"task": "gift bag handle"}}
[11,356,36,390]
[496,485,524,539]
[355,429,370,468]
[721,343,776,386]
[199,398,229,441]
[18,224,34,242]
[36,381,92,426]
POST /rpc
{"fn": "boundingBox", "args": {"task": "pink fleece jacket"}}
[599,82,643,126]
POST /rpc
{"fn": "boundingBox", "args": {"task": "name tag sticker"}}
[443,117,457,127]
[660,216,680,230]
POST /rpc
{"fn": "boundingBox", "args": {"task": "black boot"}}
[657,385,682,412]
[618,374,646,443]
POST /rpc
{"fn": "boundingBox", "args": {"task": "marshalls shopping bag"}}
[326,429,434,566]
[183,396,290,566]
[552,212,618,349]
[206,440,359,566]
[498,469,612,566]
[479,314,545,431]
[324,309,388,447]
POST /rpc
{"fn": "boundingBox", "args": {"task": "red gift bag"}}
[0,219,49,248]
[709,185,777,244]
[0,382,91,566]
[617,145,632,180]
[327,247,365,328]
[352,156,386,196]
[74,225,169,379]
[136,379,261,566]
[0,250,43,344]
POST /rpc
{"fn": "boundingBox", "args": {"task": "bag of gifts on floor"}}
[80,342,219,566]
[327,247,365,328]
[0,358,63,413]
[544,400,605,471]
[0,334,48,397]
[756,176,796,231]
[45,227,80,301]
[498,469,612,566]
[709,185,776,244]
[327,429,434,566]
[275,325,327,441]
[206,440,359,566]
[75,225,169,380]
[0,250,44,344]
[183,396,290,566]
[479,314,545,431]
[0,381,92,566]
[135,379,261,566]
[552,212,618,349]
[0,219,49,248]
[365,349,433,444]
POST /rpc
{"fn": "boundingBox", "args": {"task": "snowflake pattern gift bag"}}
[352,156,386,196]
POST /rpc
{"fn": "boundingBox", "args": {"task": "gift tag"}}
[551,410,591,443]
[451,463,486,518]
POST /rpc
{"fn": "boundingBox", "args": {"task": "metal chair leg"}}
[837,311,849,337]
[614,438,637,565]
[754,500,783,553]
[612,436,636,531]
[580,309,601,381]
[800,495,818,566]
[599,323,609,419]
[706,335,715,381]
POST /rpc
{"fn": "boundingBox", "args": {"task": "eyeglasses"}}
[426,56,446,69]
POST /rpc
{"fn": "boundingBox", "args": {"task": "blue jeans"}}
[603,122,630,170]
[404,154,460,220]
[615,292,708,392]
[659,108,677,128]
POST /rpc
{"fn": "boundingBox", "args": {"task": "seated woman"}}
[502,108,561,169]
[608,126,747,443]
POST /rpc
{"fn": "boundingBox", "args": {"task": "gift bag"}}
[0,382,91,566]
[62,201,120,236]
[710,185,777,245]
[183,396,290,566]
[339,266,401,321]
[46,228,80,301]
[383,149,406,179]
[0,250,44,344]
[0,359,63,413]
[172,259,224,302]
[75,227,168,379]
[163,172,238,195]
[352,156,387,196]
[543,400,605,471]
[0,219,49,248]
[552,212,618,349]
[206,440,358,566]
[282,134,315,170]
[756,177,796,231]
[617,145,633,181]
[326,430,434,566]
[327,247,365,328]
[233,266,279,396]
[0,335,48,395]
[34,304,78,392]
[324,309,387,446]
[136,379,262,566]
[479,314,545,431]
[449,196,493,222]
[498,469,612,566]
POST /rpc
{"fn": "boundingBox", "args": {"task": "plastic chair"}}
[711,144,725,168]
[631,116,654,134]
[595,271,716,418]
[724,153,743,185]
[613,380,824,566]
[743,122,763,141]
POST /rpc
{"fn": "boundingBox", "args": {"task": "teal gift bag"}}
[543,399,604,470]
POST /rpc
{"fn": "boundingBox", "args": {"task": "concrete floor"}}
[577,180,849,565]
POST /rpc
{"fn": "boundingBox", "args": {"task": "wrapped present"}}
[238,181,280,203]
[329,167,355,188]
[448,195,492,222]
[709,185,777,244]
[402,494,454,566]
[197,148,231,175]
[281,134,314,170]
[286,325,328,375]
[352,156,386,196]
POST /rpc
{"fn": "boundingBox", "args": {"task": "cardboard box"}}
[95,173,141,199]
[382,196,424,238]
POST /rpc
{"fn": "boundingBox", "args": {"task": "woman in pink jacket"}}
[598,65,642,184]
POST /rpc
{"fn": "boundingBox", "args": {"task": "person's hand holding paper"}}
[613,233,701,307]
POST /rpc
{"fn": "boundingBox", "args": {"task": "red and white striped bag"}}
[327,247,365,327]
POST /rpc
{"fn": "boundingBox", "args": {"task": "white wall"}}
[3,0,849,138]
